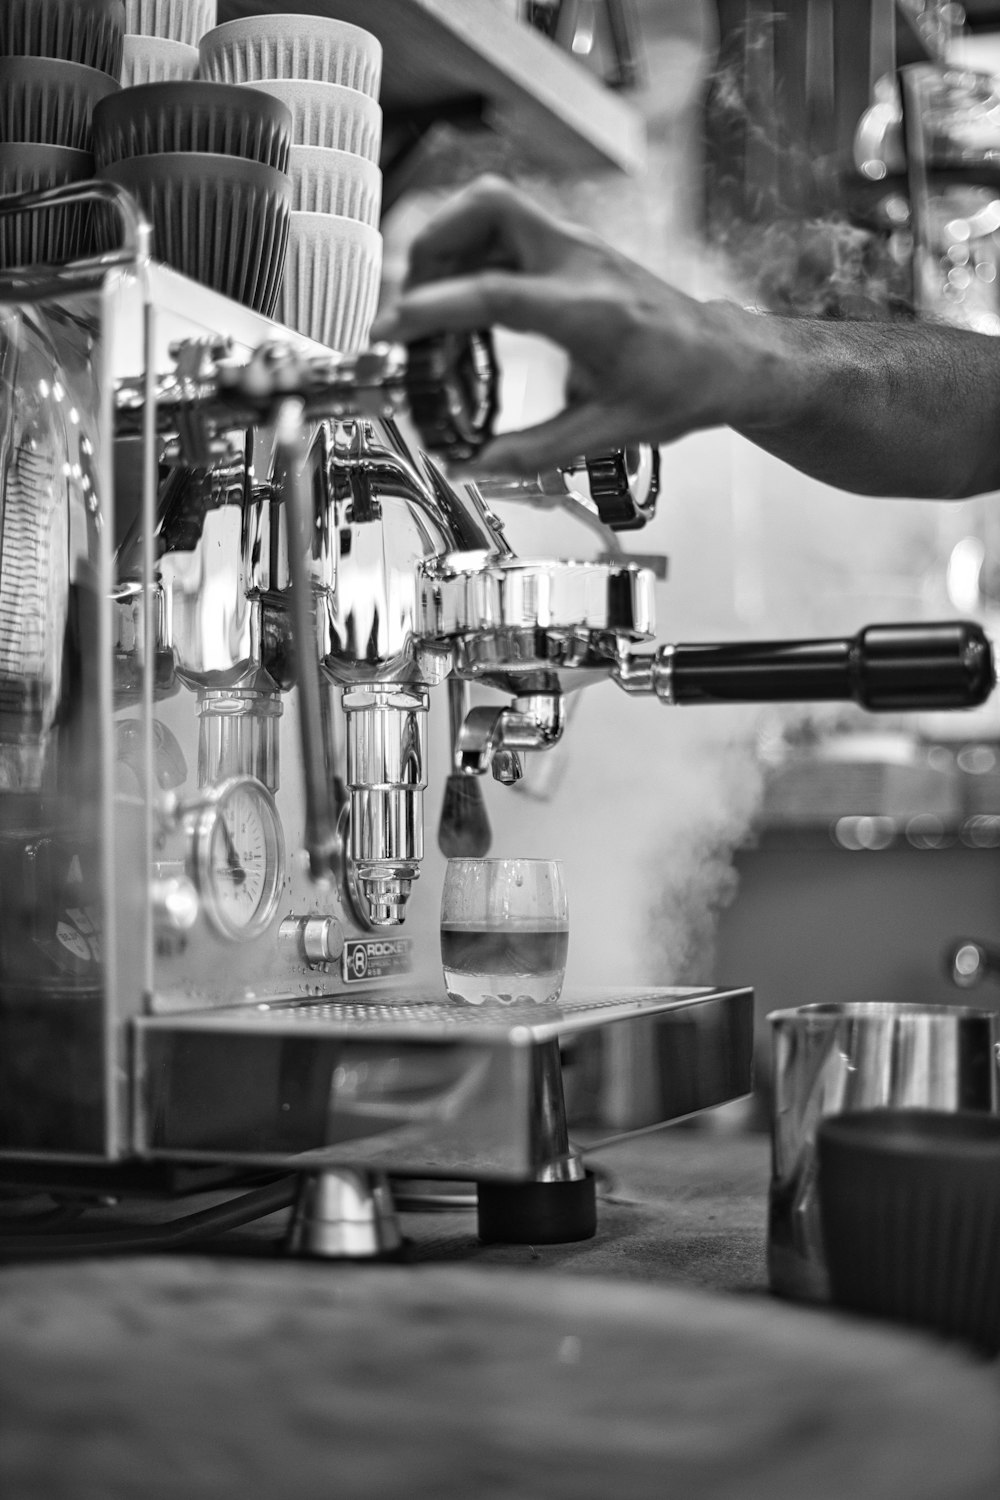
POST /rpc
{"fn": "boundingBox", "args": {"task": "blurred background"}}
[380,1,1000,1114]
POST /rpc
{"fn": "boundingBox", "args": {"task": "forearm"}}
[372,176,1000,499]
[730,312,1000,499]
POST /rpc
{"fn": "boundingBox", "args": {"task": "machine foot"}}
[286,1169,404,1259]
[476,1169,597,1245]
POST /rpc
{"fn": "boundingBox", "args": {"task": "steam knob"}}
[152,874,200,934]
[475,444,661,532]
[571,445,660,531]
[279,916,345,967]
[491,749,523,784]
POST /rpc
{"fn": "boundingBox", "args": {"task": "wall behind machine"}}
[382,4,1000,1039]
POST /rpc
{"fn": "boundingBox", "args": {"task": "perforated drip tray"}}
[134,985,753,1177]
[140,986,734,1040]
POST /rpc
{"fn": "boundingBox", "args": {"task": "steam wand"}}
[274,398,340,882]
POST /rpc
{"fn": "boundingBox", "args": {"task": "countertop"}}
[2,1128,999,1500]
[399,1122,770,1290]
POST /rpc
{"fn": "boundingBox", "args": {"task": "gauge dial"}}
[190,776,285,941]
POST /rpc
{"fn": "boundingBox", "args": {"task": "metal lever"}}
[615,622,995,711]
[274,398,340,882]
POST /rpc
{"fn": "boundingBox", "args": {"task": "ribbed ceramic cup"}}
[767,1000,999,1305]
[124,0,217,48]
[818,1108,1000,1354]
[99,152,290,315]
[0,143,97,270]
[286,144,380,224]
[0,0,125,78]
[278,211,381,351]
[120,33,198,86]
[248,79,381,162]
[93,80,292,171]
[0,57,120,150]
[199,14,381,98]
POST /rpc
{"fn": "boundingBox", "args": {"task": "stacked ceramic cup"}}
[92,68,293,315]
[120,0,212,86]
[199,13,383,351]
[0,0,124,269]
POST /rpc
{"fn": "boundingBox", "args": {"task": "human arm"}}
[370,176,1000,500]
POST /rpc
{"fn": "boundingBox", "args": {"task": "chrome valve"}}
[478,444,660,535]
[116,330,499,467]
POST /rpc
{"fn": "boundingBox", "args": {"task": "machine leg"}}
[477,1038,597,1244]
[286,1168,404,1259]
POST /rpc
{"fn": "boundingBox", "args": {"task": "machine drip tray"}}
[135,986,754,1179]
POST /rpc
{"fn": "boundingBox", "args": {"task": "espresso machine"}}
[0,181,992,1257]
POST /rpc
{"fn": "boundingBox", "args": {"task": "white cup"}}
[278,211,382,352]
[199,13,381,97]
[286,144,381,225]
[120,34,198,87]
[248,79,381,161]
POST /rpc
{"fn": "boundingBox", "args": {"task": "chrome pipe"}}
[274,397,340,883]
[343,682,428,925]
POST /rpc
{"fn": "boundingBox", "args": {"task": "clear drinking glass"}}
[440,857,568,1006]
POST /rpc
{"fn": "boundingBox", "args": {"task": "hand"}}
[371,176,788,475]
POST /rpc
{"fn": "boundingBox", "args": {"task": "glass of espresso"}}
[440,857,568,1006]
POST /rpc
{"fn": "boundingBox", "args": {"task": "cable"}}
[0,1177,297,1261]
[0,1199,85,1233]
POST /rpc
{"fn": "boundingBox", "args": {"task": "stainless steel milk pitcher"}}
[767,1001,999,1302]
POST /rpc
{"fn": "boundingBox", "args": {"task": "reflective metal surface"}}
[0,300,103,791]
[197,689,281,793]
[768,1001,999,1303]
[419,555,656,694]
[343,682,427,923]
[136,986,755,1176]
[0,198,755,1213]
[286,1168,403,1258]
[313,418,504,688]
[478,443,661,535]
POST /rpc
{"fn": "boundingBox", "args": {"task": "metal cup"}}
[767,1001,998,1302]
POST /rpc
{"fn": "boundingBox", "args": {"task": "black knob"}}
[584,445,660,530]
[403,330,499,462]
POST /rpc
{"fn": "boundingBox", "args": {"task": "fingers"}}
[372,271,570,345]
[403,175,570,289]
[459,403,637,480]
[370,177,588,344]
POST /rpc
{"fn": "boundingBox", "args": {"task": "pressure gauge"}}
[188,775,285,941]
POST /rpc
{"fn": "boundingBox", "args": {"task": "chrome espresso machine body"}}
[0,184,992,1252]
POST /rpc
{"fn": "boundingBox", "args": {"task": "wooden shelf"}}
[217,0,647,179]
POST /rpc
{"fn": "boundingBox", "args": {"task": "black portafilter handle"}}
[667,622,995,711]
